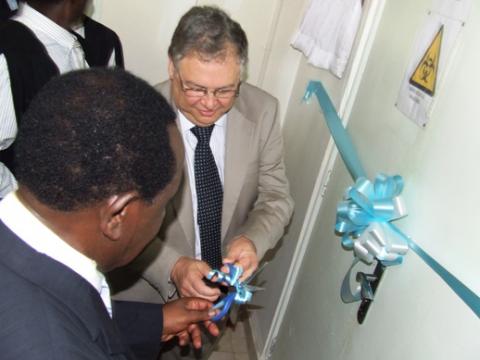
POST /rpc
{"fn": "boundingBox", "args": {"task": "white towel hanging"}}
[291,0,362,78]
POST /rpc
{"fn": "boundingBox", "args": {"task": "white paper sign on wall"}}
[396,0,472,127]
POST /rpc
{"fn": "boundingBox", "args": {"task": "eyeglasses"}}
[177,72,241,99]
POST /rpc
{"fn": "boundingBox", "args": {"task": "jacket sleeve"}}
[238,96,294,259]
[113,300,164,360]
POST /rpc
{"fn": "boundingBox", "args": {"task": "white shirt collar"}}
[13,3,78,49]
[0,192,106,295]
[178,111,227,135]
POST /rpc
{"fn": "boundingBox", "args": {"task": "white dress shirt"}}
[178,111,227,260]
[0,2,89,198]
[0,192,112,317]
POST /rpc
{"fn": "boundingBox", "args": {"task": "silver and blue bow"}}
[336,174,409,266]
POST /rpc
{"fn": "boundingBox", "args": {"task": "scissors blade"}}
[245,285,265,292]
[244,261,269,285]
[228,302,240,324]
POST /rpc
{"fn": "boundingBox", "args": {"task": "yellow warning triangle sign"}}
[409,25,443,96]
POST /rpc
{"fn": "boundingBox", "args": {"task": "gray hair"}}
[168,6,248,75]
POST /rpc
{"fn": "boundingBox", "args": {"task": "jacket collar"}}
[0,221,128,356]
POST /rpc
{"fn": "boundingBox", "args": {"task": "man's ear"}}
[100,192,139,241]
[168,57,176,80]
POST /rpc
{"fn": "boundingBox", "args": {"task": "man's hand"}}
[161,298,220,349]
[171,256,221,301]
[175,320,221,349]
[161,297,219,348]
[223,235,259,281]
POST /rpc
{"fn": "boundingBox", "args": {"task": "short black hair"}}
[168,6,248,69]
[15,68,176,211]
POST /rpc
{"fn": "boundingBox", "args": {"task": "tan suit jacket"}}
[111,80,293,303]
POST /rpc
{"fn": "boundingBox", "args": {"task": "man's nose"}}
[201,92,217,109]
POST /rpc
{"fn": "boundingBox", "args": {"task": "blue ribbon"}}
[206,264,254,322]
[303,81,366,180]
[303,80,480,317]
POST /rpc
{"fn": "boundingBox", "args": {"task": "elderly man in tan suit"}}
[111,5,293,356]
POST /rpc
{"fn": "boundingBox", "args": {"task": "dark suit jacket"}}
[0,221,163,360]
[82,16,124,68]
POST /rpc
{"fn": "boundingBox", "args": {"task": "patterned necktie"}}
[191,125,223,270]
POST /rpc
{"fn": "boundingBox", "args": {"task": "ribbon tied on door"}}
[303,80,480,318]
[336,174,409,266]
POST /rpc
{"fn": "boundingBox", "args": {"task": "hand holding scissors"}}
[206,263,266,322]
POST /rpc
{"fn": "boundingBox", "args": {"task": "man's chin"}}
[193,113,221,126]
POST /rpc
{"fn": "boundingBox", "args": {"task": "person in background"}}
[0,0,123,198]
[0,68,219,360]
[74,13,124,68]
[111,5,294,358]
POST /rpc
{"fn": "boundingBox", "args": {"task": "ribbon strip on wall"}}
[303,80,480,318]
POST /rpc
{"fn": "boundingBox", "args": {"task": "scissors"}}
[206,263,266,322]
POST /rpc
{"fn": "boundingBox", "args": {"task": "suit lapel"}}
[222,106,254,240]
[164,83,195,248]
[171,161,195,246]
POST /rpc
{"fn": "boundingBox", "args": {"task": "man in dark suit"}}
[0,68,218,360]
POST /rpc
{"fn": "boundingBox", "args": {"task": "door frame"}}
[260,1,387,358]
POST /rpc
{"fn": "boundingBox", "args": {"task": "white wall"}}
[90,0,281,88]
[272,0,480,359]
[90,0,193,84]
